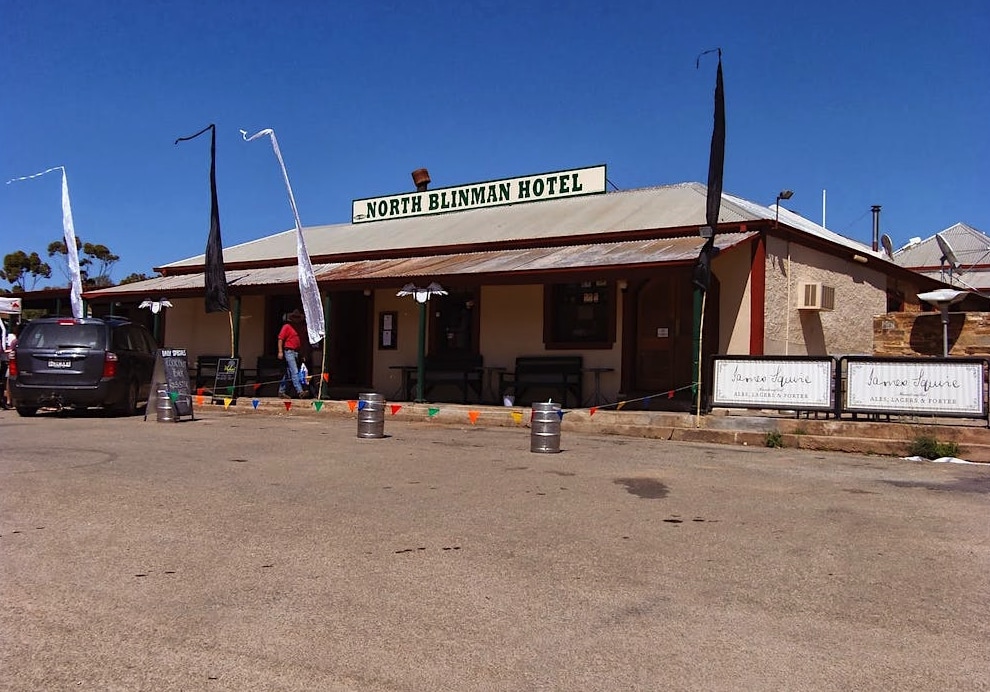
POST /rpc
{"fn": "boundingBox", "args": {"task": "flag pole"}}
[691,47,725,423]
[696,291,706,427]
[241,128,326,349]
[6,166,84,318]
[175,124,231,317]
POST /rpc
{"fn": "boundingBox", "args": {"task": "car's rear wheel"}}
[115,380,139,416]
[16,406,38,417]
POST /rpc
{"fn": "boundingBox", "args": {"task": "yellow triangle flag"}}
[223,397,232,409]
[510,411,523,424]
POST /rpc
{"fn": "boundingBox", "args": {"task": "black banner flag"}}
[175,124,229,313]
[692,50,725,292]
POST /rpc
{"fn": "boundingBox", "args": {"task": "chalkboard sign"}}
[212,357,240,404]
[150,348,194,419]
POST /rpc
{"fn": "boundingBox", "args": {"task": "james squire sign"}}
[712,358,834,410]
[352,165,606,224]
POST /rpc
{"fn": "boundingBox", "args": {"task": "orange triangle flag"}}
[196,395,205,406]
[322,372,330,382]
[347,400,357,413]
[468,410,479,424]
[589,406,598,416]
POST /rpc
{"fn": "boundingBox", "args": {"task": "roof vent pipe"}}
[871,205,881,252]
[412,168,431,192]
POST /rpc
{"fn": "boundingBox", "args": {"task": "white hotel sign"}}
[352,165,606,224]
[845,360,984,416]
[712,359,834,410]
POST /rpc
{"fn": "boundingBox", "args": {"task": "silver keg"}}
[155,385,175,423]
[357,392,385,439]
[530,401,562,453]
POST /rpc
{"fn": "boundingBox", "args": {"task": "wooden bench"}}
[251,356,285,397]
[193,355,223,391]
[404,354,484,403]
[498,356,583,408]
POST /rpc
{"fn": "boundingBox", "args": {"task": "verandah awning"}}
[85,232,756,300]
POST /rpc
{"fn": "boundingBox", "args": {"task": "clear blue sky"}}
[2,0,987,287]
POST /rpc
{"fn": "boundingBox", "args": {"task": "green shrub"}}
[909,435,960,460]
[764,430,784,448]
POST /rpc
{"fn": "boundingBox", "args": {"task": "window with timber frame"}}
[544,280,616,350]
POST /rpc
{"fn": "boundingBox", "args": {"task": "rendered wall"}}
[763,237,886,356]
[713,247,752,354]
[164,295,266,364]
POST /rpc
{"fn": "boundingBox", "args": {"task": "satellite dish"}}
[880,233,894,259]
[935,233,959,272]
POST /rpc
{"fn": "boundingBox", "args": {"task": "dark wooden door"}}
[634,273,695,393]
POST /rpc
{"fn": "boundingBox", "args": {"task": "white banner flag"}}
[7,166,84,318]
[241,128,325,346]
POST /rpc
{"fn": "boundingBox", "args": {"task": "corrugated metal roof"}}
[88,232,755,297]
[894,222,990,269]
[160,183,769,269]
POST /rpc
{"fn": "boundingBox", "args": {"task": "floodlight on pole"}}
[774,189,793,230]
[917,288,967,357]
[396,282,447,401]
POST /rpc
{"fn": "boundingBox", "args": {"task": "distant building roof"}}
[893,222,990,291]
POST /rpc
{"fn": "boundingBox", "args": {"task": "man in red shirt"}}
[277,309,310,398]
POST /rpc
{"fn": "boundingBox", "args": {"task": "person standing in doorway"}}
[277,309,310,399]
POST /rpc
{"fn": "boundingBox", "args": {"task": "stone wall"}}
[873,312,990,356]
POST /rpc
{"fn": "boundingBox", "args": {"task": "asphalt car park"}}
[1,410,987,690]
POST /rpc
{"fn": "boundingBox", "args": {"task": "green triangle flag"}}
[168,391,178,402]
[428,407,440,417]
[313,400,323,412]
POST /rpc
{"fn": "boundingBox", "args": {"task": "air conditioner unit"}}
[797,281,835,311]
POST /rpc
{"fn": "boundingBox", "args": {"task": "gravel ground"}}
[1,408,988,691]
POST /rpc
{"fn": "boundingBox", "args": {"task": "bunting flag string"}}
[6,166,84,318]
[241,127,326,346]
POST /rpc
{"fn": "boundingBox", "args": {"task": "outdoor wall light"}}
[397,282,447,304]
[396,281,448,401]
